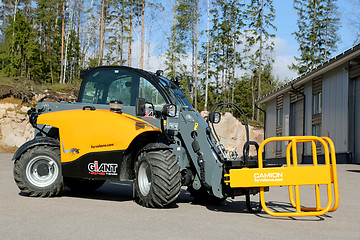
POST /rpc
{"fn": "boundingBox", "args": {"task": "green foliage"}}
[105,0,132,65]
[232,61,281,120]
[244,0,276,66]
[291,0,340,74]
[197,0,246,105]
[1,12,41,79]
[0,0,82,84]
[164,0,199,82]
[0,0,282,123]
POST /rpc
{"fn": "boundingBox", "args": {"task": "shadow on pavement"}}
[205,199,328,221]
[18,181,194,209]
[61,181,135,202]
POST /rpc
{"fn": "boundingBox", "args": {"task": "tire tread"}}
[136,149,181,208]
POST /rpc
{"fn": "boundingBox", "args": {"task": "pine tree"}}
[2,11,42,79]
[291,0,339,74]
[34,0,64,83]
[99,0,106,65]
[166,0,199,103]
[105,0,131,65]
[245,0,276,121]
[203,0,245,104]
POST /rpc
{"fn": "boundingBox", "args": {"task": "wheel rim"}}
[138,161,152,196]
[25,156,59,187]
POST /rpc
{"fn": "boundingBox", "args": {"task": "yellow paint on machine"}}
[224,136,339,217]
[37,109,161,163]
[224,165,332,188]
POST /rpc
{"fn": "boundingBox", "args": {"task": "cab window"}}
[139,78,166,106]
[79,69,165,106]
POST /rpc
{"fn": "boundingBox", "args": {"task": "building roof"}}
[256,43,360,105]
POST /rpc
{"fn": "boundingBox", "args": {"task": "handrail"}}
[287,137,339,212]
[257,136,338,217]
[224,136,339,217]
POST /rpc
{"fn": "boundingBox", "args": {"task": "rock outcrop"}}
[203,112,264,157]
[0,85,78,152]
[0,99,34,152]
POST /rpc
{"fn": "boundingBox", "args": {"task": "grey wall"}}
[322,66,349,153]
[265,98,276,159]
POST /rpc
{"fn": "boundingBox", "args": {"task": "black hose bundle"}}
[208,102,252,165]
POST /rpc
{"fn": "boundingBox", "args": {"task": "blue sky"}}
[273,0,358,57]
[255,0,359,81]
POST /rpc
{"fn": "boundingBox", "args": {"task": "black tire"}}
[188,186,226,205]
[135,149,181,208]
[64,178,106,192]
[13,145,64,197]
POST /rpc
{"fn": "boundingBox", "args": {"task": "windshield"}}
[158,77,193,110]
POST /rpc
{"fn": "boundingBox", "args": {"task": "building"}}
[257,44,360,164]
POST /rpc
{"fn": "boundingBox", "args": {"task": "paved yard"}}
[0,153,359,240]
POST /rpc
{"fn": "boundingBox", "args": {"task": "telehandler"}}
[12,66,339,217]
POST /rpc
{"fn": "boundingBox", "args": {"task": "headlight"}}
[162,104,177,117]
[209,112,221,124]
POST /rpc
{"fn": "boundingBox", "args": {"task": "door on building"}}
[290,100,304,163]
[353,78,360,163]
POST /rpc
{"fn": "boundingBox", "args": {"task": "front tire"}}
[135,149,181,208]
[13,145,64,197]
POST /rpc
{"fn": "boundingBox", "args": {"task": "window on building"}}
[276,95,283,157]
[276,133,282,152]
[312,92,322,115]
[312,76,322,150]
[312,124,321,137]
[312,124,322,152]
[276,108,283,126]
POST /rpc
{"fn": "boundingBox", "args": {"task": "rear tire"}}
[13,145,64,197]
[64,178,106,192]
[135,149,181,208]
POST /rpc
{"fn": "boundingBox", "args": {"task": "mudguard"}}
[12,136,60,160]
[36,108,161,163]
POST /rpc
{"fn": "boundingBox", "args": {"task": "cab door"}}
[78,67,167,128]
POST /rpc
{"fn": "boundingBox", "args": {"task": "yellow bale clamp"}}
[224,136,339,217]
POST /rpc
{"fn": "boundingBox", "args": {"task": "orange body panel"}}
[37,109,161,163]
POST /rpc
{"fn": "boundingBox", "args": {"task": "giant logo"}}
[88,161,118,176]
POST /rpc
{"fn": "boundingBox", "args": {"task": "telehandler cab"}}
[12,66,339,217]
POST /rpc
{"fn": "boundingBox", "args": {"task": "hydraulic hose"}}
[208,102,251,166]
[191,133,211,189]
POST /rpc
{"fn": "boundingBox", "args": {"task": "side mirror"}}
[135,97,146,116]
[162,104,177,117]
[209,112,221,124]
[174,76,182,86]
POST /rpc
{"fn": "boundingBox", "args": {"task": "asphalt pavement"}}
[0,152,359,240]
